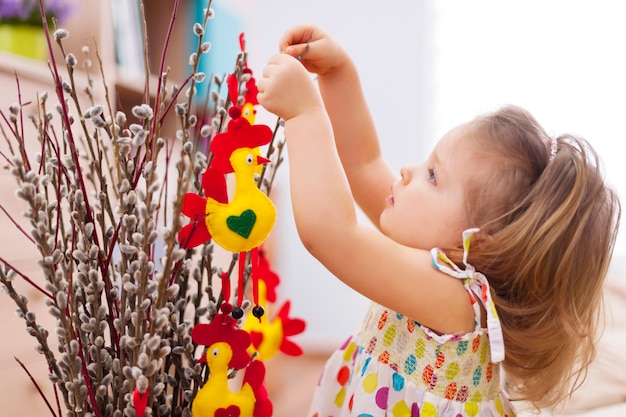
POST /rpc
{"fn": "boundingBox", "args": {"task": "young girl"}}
[257,25,621,416]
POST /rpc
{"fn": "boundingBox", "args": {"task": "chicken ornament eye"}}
[246,154,254,165]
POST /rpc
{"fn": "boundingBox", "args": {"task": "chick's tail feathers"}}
[178,193,212,248]
[277,301,306,356]
[243,360,273,417]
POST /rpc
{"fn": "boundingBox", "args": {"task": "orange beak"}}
[257,156,271,165]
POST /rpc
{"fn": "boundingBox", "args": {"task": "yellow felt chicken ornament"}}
[191,313,272,417]
[243,249,306,361]
[204,111,275,254]
[178,64,276,317]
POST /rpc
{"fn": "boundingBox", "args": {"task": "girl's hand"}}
[278,25,349,76]
[257,53,324,121]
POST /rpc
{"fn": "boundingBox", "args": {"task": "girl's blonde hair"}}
[449,105,621,409]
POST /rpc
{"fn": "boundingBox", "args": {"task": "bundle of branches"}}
[0,1,286,416]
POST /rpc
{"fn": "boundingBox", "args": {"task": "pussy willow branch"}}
[0,203,36,244]
[0,110,17,158]
[40,23,115,384]
[0,269,69,405]
[41,18,95,236]
[257,117,284,193]
[0,257,52,299]
[47,36,122,356]
[10,75,31,171]
[1,1,290,415]
[94,41,122,202]
[15,356,59,417]
[153,91,214,313]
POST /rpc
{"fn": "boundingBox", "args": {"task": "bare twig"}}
[15,357,59,417]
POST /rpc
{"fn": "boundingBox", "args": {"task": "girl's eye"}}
[427,168,437,185]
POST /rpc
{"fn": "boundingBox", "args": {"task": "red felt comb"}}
[209,114,272,174]
[192,314,252,368]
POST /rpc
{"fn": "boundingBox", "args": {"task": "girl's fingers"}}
[283,43,310,58]
[279,25,319,52]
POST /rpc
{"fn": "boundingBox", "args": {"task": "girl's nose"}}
[400,166,412,184]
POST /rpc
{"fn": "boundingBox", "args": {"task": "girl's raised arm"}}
[258,54,474,335]
[280,25,397,229]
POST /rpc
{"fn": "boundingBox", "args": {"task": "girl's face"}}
[380,123,474,250]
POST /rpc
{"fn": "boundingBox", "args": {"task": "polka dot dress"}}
[307,230,515,417]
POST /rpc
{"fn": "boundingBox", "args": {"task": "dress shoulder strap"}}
[430,228,505,363]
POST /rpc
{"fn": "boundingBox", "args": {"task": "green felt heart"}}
[227,209,256,238]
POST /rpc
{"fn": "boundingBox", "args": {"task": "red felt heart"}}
[215,405,241,417]
[133,388,149,417]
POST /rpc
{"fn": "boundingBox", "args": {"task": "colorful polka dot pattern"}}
[307,303,516,417]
